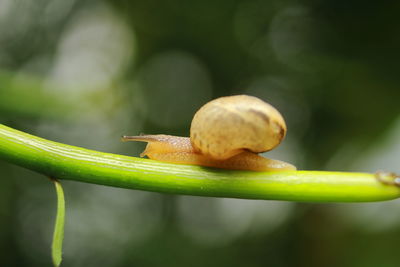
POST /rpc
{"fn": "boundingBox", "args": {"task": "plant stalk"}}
[0,124,399,202]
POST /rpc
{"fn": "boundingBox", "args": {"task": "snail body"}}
[122,95,296,171]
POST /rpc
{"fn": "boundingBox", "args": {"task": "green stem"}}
[0,124,399,202]
[51,178,65,267]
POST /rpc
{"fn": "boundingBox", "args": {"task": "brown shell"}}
[190,95,287,160]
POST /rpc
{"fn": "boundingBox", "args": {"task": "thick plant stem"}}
[0,124,399,202]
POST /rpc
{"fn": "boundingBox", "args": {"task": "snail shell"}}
[190,95,286,160]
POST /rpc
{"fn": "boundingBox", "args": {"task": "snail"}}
[122,95,296,171]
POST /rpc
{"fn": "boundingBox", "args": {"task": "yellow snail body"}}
[122,95,296,171]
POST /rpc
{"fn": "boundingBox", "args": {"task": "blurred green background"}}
[1,0,400,266]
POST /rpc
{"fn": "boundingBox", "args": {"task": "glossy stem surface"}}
[0,124,399,202]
